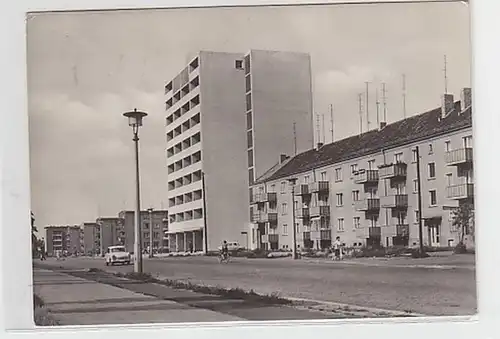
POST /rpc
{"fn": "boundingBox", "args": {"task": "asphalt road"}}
[38,255,476,316]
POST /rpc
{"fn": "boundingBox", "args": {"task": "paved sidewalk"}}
[33,268,245,325]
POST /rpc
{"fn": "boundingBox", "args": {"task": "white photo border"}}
[1,0,497,338]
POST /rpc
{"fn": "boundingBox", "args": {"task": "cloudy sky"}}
[27,2,471,230]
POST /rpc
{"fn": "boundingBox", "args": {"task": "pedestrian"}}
[332,236,342,261]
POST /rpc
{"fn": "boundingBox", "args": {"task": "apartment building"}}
[251,88,473,251]
[45,225,83,256]
[164,50,314,252]
[117,210,168,253]
[82,222,99,255]
[96,217,121,254]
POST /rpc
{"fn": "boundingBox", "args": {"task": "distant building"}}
[82,222,99,255]
[96,217,121,253]
[117,210,168,253]
[164,50,313,252]
[45,225,83,256]
[251,89,474,251]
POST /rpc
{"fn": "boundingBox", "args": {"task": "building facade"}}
[164,50,314,252]
[117,210,168,253]
[96,217,121,254]
[82,222,99,255]
[45,225,83,256]
[251,89,474,251]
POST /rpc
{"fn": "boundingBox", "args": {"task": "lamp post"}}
[147,207,154,258]
[287,178,298,260]
[123,108,148,273]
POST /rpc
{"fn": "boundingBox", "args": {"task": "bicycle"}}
[218,252,231,264]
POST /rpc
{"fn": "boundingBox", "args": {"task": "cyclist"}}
[220,240,229,260]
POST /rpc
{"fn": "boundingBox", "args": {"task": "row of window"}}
[166,94,200,125]
[167,132,201,159]
[166,113,201,142]
[168,170,202,191]
[168,189,203,207]
[166,151,202,175]
[164,58,199,95]
[169,208,204,223]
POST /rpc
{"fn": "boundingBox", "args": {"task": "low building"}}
[117,210,168,253]
[251,89,474,251]
[45,225,83,256]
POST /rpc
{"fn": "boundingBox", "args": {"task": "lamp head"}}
[123,108,148,128]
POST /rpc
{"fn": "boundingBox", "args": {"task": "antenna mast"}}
[376,87,380,127]
[444,54,448,94]
[330,104,334,142]
[402,74,407,118]
[382,82,387,123]
[293,122,297,155]
[316,114,321,145]
[365,82,370,131]
[358,93,363,134]
[321,114,325,144]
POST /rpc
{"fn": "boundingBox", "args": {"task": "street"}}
[36,254,477,316]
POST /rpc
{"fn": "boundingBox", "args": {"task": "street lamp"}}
[123,108,148,273]
[147,207,154,258]
[287,178,298,260]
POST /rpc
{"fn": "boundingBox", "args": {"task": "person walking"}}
[332,236,342,261]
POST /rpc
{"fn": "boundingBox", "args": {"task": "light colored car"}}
[217,241,244,252]
[105,246,131,266]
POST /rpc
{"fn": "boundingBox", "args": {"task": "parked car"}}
[105,246,131,266]
[217,241,244,252]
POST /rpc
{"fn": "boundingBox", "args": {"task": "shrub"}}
[453,242,468,254]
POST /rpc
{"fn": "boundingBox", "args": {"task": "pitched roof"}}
[256,101,471,184]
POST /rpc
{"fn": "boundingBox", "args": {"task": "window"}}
[143,222,149,229]
[247,130,253,148]
[368,160,376,170]
[281,203,288,215]
[336,193,344,206]
[429,190,437,206]
[270,184,276,193]
[246,93,252,111]
[335,168,343,182]
[248,168,254,185]
[394,152,403,163]
[352,190,360,202]
[295,223,300,234]
[446,173,452,186]
[413,179,418,193]
[247,149,254,167]
[320,171,327,181]
[337,218,345,232]
[428,143,434,154]
[445,141,451,152]
[350,164,358,175]
[235,59,243,69]
[412,149,418,162]
[414,210,420,223]
[294,200,298,210]
[463,135,472,148]
[353,217,361,229]
[428,163,436,179]
[246,112,253,130]
[304,175,310,183]
[280,181,286,193]
[283,224,288,235]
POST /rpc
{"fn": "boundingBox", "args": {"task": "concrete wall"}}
[200,51,249,251]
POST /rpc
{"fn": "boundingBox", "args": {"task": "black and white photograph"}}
[26,0,476,327]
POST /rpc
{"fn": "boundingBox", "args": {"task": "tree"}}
[451,201,475,250]
[31,211,39,257]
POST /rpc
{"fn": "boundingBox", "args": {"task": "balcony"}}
[447,183,474,200]
[296,207,310,219]
[378,163,407,180]
[394,224,410,237]
[309,181,329,194]
[262,234,279,243]
[354,198,380,212]
[380,194,408,209]
[311,229,332,240]
[310,205,330,217]
[354,170,379,184]
[253,192,277,204]
[252,212,278,224]
[445,148,473,166]
[293,184,310,196]
[303,231,311,240]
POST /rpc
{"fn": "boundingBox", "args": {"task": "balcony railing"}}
[261,234,279,243]
[252,192,278,204]
[445,148,473,166]
[293,184,310,196]
[253,211,278,224]
[310,205,330,217]
[379,163,407,179]
[380,194,408,209]
[354,198,380,212]
[309,181,329,194]
[296,207,310,219]
[311,229,332,240]
[446,183,474,200]
[395,224,410,237]
[354,170,379,184]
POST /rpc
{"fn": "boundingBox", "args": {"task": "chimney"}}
[460,87,472,110]
[441,93,454,119]
[316,142,324,150]
[279,154,289,164]
[379,122,387,131]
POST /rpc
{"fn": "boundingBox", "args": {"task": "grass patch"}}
[119,272,291,305]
